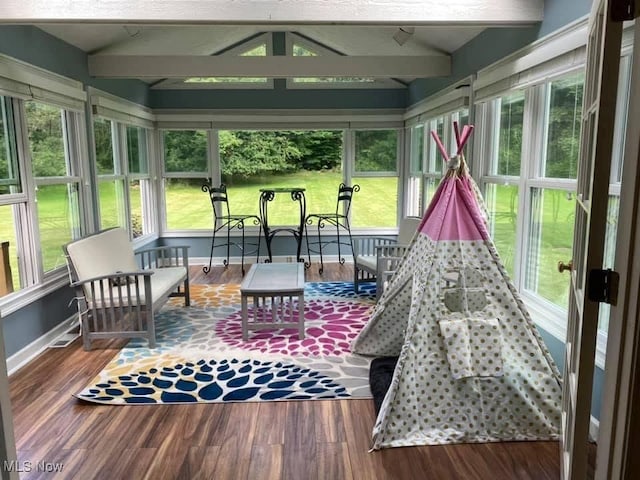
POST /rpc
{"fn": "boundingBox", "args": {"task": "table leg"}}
[298,293,305,340]
[241,294,248,341]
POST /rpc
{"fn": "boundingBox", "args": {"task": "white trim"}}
[89,87,155,128]
[154,109,405,131]
[404,77,472,121]
[476,17,587,90]
[6,313,78,376]
[0,53,86,110]
[524,293,567,344]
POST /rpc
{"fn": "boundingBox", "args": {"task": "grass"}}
[1,172,574,309]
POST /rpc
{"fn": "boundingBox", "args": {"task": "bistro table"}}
[259,187,307,264]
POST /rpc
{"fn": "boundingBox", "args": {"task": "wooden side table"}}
[240,263,305,341]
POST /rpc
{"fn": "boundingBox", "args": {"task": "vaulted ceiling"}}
[2,0,545,89]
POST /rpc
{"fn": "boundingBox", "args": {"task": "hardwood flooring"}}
[8,262,563,479]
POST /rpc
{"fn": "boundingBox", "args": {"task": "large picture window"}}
[163,129,210,230]
[219,130,343,226]
[351,129,399,228]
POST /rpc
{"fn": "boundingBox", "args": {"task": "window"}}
[522,74,583,309]
[95,118,152,238]
[491,92,524,177]
[95,117,126,230]
[286,33,404,89]
[351,129,399,228]
[482,92,526,280]
[185,43,269,85]
[126,125,151,237]
[406,123,424,217]
[153,34,273,89]
[26,101,82,273]
[0,99,21,196]
[1,97,25,296]
[218,129,344,227]
[292,42,374,85]
[0,58,88,304]
[163,129,210,230]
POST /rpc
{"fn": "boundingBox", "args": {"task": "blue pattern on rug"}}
[81,358,351,404]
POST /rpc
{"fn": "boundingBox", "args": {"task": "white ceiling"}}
[37,24,484,57]
[18,0,542,88]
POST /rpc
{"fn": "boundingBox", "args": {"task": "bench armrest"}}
[136,245,190,269]
[70,270,153,288]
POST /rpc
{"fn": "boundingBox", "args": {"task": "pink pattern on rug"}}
[215,299,373,357]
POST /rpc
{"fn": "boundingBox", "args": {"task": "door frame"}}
[595,18,640,480]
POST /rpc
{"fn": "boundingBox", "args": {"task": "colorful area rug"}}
[77,282,376,405]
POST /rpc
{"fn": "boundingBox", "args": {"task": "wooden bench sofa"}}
[64,228,190,350]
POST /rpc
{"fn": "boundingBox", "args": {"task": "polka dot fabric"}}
[353,201,562,449]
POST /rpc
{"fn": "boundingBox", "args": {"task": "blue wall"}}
[151,87,407,110]
[408,0,592,105]
[2,288,76,358]
[0,25,150,105]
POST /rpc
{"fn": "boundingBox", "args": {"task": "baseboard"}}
[6,313,78,376]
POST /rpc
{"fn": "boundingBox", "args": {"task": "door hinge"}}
[588,268,620,306]
[611,0,639,21]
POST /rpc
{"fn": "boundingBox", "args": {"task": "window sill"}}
[523,292,607,370]
[0,268,70,318]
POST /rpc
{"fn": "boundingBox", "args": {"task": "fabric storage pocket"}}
[439,315,504,380]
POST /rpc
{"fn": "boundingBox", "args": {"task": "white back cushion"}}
[397,217,421,245]
[66,228,138,281]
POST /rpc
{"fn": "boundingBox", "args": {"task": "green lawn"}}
[166,171,398,229]
[1,173,574,309]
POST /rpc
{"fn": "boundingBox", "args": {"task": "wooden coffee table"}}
[240,263,305,341]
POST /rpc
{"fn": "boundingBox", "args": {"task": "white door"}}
[560,0,624,478]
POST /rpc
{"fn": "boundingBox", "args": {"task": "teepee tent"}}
[352,124,562,449]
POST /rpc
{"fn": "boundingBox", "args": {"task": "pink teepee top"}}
[418,174,490,242]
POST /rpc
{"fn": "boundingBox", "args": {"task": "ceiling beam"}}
[1,0,543,25]
[88,55,451,78]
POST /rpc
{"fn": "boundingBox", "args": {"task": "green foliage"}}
[164,130,208,173]
[94,118,114,174]
[545,79,583,178]
[218,130,342,181]
[25,102,67,177]
[497,94,524,176]
[354,130,397,171]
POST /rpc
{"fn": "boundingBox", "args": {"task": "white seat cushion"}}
[86,266,187,308]
[355,254,377,272]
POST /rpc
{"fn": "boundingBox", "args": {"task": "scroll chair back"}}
[305,183,360,274]
[202,183,261,275]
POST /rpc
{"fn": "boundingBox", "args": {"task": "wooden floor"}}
[8,262,563,480]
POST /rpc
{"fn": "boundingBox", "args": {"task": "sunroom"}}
[1,0,640,478]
